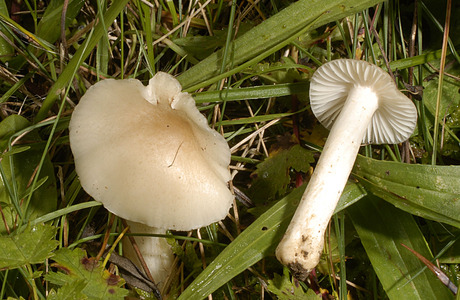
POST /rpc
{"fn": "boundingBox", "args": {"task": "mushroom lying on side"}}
[276,59,417,280]
[69,72,233,288]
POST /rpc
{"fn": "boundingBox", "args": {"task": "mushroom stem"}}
[276,86,379,280]
[123,221,174,288]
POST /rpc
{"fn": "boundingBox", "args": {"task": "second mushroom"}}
[276,59,417,280]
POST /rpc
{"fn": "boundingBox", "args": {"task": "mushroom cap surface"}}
[69,72,233,230]
[309,59,417,144]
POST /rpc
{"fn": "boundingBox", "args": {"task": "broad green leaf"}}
[47,280,86,300]
[177,0,383,90]
[421,74,460,155]
[423,74,460,122]
[0,115,30,149]
[177,182,366,299]
[353,155,460,228]
[428,223,460,264]
[348,196,454,300]
[267,268,320,299]
[0,224,58,269]
[249,144,314,204]
[35,0,130,122]
[0,115,57,234]
[439,239,460,264]
[45,248,128,299]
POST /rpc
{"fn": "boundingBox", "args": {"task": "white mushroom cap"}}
[69,72,233,231]
[310,59,417,144]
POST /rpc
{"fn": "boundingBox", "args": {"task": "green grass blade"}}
[35,0,130,122]
[386,49,443,70]
[353,155,460,228]
[220,109,306,126]
[36,0,85,45]
[29,201,102,227]
[177,183,366,299]
[348,196,454,300]
[176,0,383,90]
[139,0,155,74]
[0,74,32,104]
[96,0,110,78]
[0,0,14,62]
[193,82,309,104]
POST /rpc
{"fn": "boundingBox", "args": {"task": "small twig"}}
[0,205,10,234]
[102,226,130,269]
[196,229,207,270]
[367,12,395,82]
[121,219,156,283]
[331,274,371,293]
[60,0,70,59]
[426,62,460,81]
[197,0,213,36]
[230,118,280,153]
[432,0,452,164]
[96,214,116,261]
[408,0,418,88]
[168,141,184,167]
[153,0,213,46]
[244,100,269,157]
[401,243,458,295]
[218,220,235,242]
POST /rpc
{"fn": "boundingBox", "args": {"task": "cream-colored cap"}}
[69,72,233,230]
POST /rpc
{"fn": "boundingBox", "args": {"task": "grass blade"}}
[35,0,130,122]
[177,0,383,90]
[178,183,366,299]
[193,82,309,104]
[353,155,460,228]
[348,196,454,299]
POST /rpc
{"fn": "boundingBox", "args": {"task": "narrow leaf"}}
[0,115,57,234]
[220,109,306,126]
[353,155,460,228]
[177,0,383,90]
[348,196,453,299]
[178,183,366,299]
[0,0,14,62]
[36,0,85,44]
[401,244,458,295]
[35,0,130,122]
[192,82,309,104]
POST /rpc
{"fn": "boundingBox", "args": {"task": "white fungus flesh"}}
[69,72,233,231]
[276,59,417,280]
